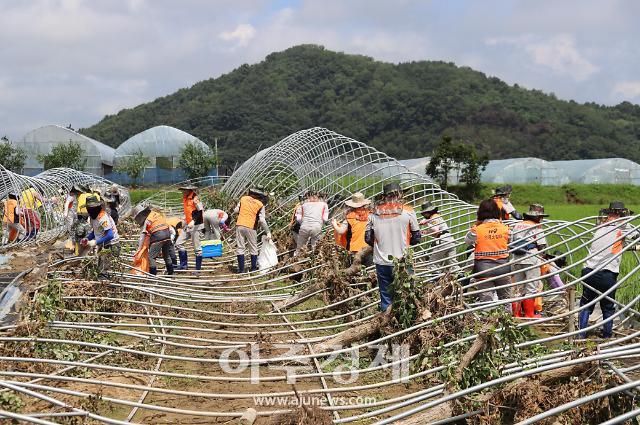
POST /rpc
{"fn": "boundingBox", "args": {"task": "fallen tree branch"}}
[312,309,391,352]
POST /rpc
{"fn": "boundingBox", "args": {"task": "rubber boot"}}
[522,298,541,318]
[178,250,188,270]
[511,302,523,318]
[149,266,157,276]
[578,309,590,339]
[250,255,258,272]
[165,261,174,276]
[237,255,245,273]
[195,255,203,271]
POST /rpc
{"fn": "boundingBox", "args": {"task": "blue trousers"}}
[579,268,618,338]
[375,264,394,311]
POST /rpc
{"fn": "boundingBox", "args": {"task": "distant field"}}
[517,204,640,222]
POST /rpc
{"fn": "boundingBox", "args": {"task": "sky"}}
[0,0,638,140]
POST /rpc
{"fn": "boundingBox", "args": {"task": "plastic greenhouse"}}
[482,158,566,186]
[112,125,215,184]
[550,158,640,185]
[15,125,114,176]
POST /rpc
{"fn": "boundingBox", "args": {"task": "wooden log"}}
[343,246,373,276]
[312,310,390,352]
[397,362,594,424]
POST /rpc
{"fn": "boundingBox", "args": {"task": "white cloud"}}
[485,34,598,81]
[219,24,256,47]
[612,81,640,100]
[525,35,598,81]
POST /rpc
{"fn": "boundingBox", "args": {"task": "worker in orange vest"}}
[80,196,120,277]
[509,204,549,318]
[133,204,175,275]
[365,183,421,311]
[333,192,372,265]
[492,185,522,221]
[465,199,512,312]
[2,192,26,244]
[175,185,204,270]
[233,188,271,273]
[579,201,638,338]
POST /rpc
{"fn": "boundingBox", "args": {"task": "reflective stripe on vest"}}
[146,211,169,234]
[474,221,510,260]
[237,196,264,229]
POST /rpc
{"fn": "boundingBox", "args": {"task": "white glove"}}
[266,232,272,240]
[87,240,97,248]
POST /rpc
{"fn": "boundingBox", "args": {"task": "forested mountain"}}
[81,45,640,165]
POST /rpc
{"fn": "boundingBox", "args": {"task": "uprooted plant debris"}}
[265,386,334,425]
[377,253,637,423]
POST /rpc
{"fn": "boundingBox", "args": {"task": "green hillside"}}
[81,44,640,165]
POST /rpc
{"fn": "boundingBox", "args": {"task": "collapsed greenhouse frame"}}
[0,127,639,423]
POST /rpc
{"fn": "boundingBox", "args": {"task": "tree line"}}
[79,45,640,166]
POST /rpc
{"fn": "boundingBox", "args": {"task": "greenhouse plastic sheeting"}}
[551,158,640,185]
[482,157,567,185]
[15,125,115,176]
[114,125,209,166]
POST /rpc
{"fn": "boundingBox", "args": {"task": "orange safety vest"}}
[473,221,510,260]
[237,195,264,229]
[2,199,18,224]
[166,216,183,228]
[374,202,413,245]
[146,210,170,235]
[182,192,200,224]
[335,208,370,252]
[493,197,510,221]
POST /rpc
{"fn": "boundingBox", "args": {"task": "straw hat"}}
[344,192,371,208]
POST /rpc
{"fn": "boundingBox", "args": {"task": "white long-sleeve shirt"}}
[585,221,639,273]
[296,201,329,229]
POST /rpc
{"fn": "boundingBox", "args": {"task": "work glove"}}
[87,240,97,248]
[80,238,89,246]
[221,223,230,232]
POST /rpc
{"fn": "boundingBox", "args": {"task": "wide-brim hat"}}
[132,203,150,221]
[494,185,513,196]
[609,200,626,211]
[421,201,438,213]
[249,187,267,197]
[178,184,198,191]
[70,184,83,193]
[110,184,119,194]
[85,196,102,208]
[345,192,371,208]
[382,182,402,196]
[524,203,549,217]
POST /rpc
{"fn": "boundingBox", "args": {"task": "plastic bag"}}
[258,236,278,271]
